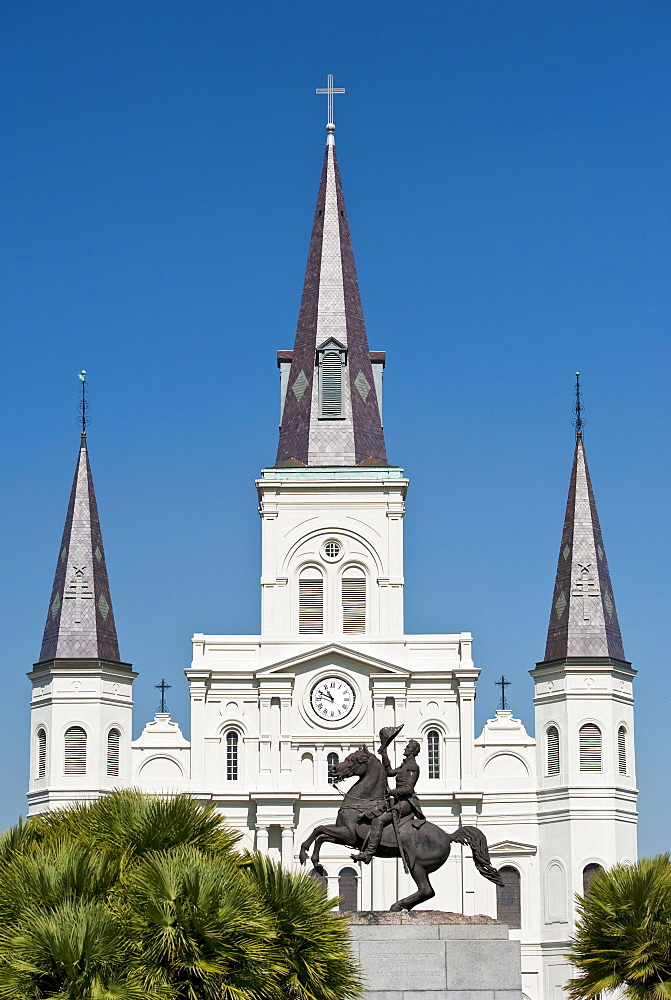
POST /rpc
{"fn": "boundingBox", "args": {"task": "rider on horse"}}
[352,727,425,864]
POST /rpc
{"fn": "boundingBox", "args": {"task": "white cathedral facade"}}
[27,116,637,1000]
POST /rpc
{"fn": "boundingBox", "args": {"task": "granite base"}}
[346,911,522,1000]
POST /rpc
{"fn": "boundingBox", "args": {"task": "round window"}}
[323,540,342,561]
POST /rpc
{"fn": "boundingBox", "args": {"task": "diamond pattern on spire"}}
[38,437,122,664]
[543,435,625,662]
[276,139,387,467]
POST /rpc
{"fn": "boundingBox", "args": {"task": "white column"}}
[256,825,269,854]
[280,697,292,775]
[259,698,271,776]
[281,825,294,868]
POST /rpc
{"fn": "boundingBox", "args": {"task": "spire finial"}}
[573,371,583,439]
[77,370,89,437]
[316,73,345,137]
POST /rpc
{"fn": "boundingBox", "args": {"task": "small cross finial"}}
[496,675,511,711]
[573,371,584,438]
[155,678,171,714]
[316,73,345,131]
[77,370,89,435]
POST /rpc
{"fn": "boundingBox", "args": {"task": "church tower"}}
[259,117,407,639]
[530,381,636,994]
[28,422,135,813]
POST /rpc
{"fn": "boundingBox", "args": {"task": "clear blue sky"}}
[1,1,669,854]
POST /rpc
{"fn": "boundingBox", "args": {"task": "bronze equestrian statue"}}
[299,725,503,912]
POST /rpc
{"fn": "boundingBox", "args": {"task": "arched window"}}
[496,866,521,928]
[342,567,366,634]
[338,866,358,912]
[36,728,47,779]
[327,751,339,784]
[319,348,344,417]
[64,726,87,775]
[427,730,440,779]
[106,728,120,777]
[618,726,627,775]
[226,730,239,780]
[547,726,560,775]
[579,724,602,771]
[583,863,603,897]
[299,570,324,634]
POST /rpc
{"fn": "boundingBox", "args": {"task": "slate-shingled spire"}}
[38,433,122,663]
[543,426,625,662]
[276,125,387,467]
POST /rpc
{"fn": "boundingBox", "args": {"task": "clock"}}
[310,676,356,721]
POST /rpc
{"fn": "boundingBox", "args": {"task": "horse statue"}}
[299,735,503,912]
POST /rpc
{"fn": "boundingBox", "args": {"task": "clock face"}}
[310,677,356,721]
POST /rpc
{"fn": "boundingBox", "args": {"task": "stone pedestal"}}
[346,911,522,1000]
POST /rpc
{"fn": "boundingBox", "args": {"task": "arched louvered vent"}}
[342,568,365,634]
[338,866,358,912]
[299,573,324,634]
[327,751,339,784]
[319,349,343,417]
[582,863,603,896]
[496,866,521,929]
[37,728,47,779]
[427,730,440,779]
[547,726,560,775]
[579,723,602,771]
[226,730,239,780]
[106,728,120,777]
[618,726,627,775]
[64,726,87,775]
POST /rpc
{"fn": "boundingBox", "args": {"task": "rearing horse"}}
[299,746,503,912]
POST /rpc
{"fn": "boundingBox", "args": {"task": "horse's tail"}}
[449,825,504,887]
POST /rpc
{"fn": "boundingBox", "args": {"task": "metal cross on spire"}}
[316,73,345,127]
[77,370,89,434]
[573,371,584,438]
[496,675,511,711]
[156,678,171,713]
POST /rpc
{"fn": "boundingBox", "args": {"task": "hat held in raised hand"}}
[379,724,404,749]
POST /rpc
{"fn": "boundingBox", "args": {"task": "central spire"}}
[275,114,387,467]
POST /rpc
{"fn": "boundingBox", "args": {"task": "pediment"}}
[256,643,410,677]
[316,337,347,352]
[488,840,537,856]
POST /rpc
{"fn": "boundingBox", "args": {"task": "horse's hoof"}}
[312,864,326,877]
[389,902,404,912]
[298,850,307,865]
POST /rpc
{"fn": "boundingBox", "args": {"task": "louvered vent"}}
[299,576,324,634]
[107,728,120,777]
[37,728,47,779]
[547,726,560,775]
[226,730,238,781]
[64,726,87,775]
[342,573,365,634]
[319,350,343,417]
[427,730,440,779]
[618,726,627,775]
[579,723,602,771]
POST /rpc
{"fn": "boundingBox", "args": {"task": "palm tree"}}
[0,791,363,1000]
[248,854,362,1000]
[567,855,671,1000]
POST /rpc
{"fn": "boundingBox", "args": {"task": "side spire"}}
[39,375,122,663]
[276,90,387,467]
[543,379,625,662]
